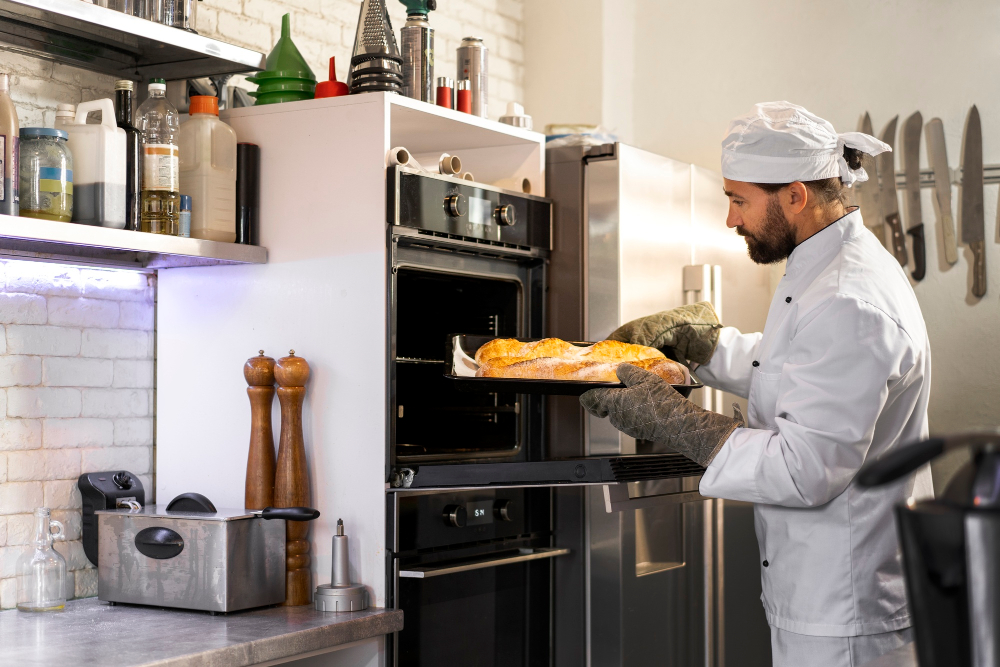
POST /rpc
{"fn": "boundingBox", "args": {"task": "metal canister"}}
[401,13,434,102]
[456,37,488,118]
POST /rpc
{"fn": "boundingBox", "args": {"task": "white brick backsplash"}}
[7,325,81,356]
[0,575,15,609]
[82,389,148,418]
[81,329,149,359]
[81,446,150,475]
[5,513,32,545]
[0,516,6,545]
[113,360,154,389]
[7,387,81,418]
[54,539,89,571]
[43,419,114,449]
[0,544,29,578]
[119,301,154,330]
[42,480,81,510]
[4,263,83,298]
[79,270,152,302]
[0,453,5,483]
[47,297,120,329]
[0,355,42,386]
[0,293,47,325]
[7,450,79,482]
[0,482,43,515]
[75,566,97,598]
[43,357,114,388]
[52,510,82,541]
[0,419,42,451]
[114,418,153,446]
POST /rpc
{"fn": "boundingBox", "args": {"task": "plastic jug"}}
[179,95,237,242]
[63,99,126,228]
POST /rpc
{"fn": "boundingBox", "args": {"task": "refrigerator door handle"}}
[603,483,707,513]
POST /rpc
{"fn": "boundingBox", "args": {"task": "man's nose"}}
[726,207,742,229]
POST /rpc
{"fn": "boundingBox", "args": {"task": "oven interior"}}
[393,267,525,462]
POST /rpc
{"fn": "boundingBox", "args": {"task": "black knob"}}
[445,194,467,217]
[113,472,132,490]
[494,204,516,227]
[443,504,467,528]
[494,499,513,522]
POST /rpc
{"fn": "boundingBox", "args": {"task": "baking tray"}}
[445,334,702,397]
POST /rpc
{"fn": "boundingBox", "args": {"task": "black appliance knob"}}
[443,504,467,528]
[494,499,514,522]
[494,204,516,227]
[113,471,133,490]
[444,194,467,217]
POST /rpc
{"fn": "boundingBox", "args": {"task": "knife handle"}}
[907,223,926,281]
[886,212,908,266]
[941,213,959,265]
[970,239,987,298]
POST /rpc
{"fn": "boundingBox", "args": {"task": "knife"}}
[877,116,908,266]
[925,118,959,265]
[960,105,986,297]
[856,113,886,248]
[901,112,925,281]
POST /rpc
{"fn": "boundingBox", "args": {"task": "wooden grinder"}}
[274,350,312,606]
[244,351,276,510]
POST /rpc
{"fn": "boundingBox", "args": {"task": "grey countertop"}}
[0,597,403,667]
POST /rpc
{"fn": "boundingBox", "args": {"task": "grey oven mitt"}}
[580,364,743,467]
[606,301,723,366]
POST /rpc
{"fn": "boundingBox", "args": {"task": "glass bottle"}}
[115,80,142,232]
[16,507,67,612]
[0,72,19,217]
[138,78,180,235]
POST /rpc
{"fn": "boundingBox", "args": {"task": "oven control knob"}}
[494,204,516,227]
[444,194,467,218]
[494,499,514,522]
[443,504,467,528]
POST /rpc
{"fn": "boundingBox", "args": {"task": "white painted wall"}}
[525,0,1000,463]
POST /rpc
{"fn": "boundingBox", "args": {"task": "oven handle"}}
[398,547,570,579]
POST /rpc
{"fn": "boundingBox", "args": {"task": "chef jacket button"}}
[785,296,792,303]
[763,560,769,567]
[752,361,759,367]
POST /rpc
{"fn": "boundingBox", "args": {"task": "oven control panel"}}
[443,499,514,528]
[388,167,552,250]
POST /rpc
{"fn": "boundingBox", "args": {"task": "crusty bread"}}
[477,356,687,385]
[577,340,665,363]
[474,337,665,366]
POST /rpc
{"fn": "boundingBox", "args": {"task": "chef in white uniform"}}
[581,101,933,667]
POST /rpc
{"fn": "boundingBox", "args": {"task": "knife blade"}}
[876,116,908,266]
[902,112,925,281]
[856,113,886,248]
[925,118,958,265]
[960,104,986,297]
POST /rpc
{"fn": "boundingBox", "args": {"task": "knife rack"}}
[894,164,1000,188]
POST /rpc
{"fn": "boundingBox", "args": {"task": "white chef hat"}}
[720,102,891,187]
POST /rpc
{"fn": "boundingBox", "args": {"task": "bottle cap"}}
[55,103,76,119]
[436,77,453,88]
[458,79,470,90]
[189,95,219,116]
[148,78,166,92]
[180,194,192,211]
[0,73,8,93]
[115,80,134,91]
[20,127,69,140]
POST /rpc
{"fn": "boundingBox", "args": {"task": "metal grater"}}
[347,0,404,94]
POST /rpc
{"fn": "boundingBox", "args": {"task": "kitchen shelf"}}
[0,0,264,80]
[0,213,267,270]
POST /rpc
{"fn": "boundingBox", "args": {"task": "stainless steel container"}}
[401,13,434,101]
[96,506,285,613]
[456,36,487,118]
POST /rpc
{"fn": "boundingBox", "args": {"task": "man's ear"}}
[784,181,809,215]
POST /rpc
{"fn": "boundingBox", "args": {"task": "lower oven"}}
[387,487,563,666]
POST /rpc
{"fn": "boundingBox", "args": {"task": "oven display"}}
[466,500,493,526]
[468,196,492,226]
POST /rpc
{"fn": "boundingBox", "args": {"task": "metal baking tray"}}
[444,334,702,397]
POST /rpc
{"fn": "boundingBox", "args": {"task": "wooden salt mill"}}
[274,350,312,606]
[244,351,276,510]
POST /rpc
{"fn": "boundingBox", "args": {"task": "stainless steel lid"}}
[95,506,257,521]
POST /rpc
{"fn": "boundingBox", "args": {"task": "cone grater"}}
[347,0,404,94]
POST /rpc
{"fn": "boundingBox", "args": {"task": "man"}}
[581,102,933,667]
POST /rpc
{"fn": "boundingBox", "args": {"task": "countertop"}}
[0,597,403,667]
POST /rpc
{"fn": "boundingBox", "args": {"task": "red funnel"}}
[315,58,350,98]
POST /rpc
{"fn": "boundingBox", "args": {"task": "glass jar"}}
[16,507,67,612]
[19,127,73,222]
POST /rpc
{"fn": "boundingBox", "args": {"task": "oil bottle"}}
[137,78,180,235]
[0,73,19,216]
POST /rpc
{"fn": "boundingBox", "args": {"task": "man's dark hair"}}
[753,146,864,207]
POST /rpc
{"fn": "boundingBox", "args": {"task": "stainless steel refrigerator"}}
[546,143,774,667]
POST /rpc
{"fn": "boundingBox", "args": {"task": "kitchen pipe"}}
[438,153,461,175]
[387,146,424,171]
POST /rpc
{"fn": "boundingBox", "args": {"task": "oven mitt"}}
[580,364,743,467]
[606,301,722,366]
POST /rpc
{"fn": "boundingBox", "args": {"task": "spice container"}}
[435,76,453,109]
[18,128,73,222]
[456,79,471,114]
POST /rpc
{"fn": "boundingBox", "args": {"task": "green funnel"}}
[399,0,436,16]
[263,14,315,81]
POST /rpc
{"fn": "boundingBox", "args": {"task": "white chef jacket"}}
[697,208,934,638]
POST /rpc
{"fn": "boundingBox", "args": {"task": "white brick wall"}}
[0,262,154,609]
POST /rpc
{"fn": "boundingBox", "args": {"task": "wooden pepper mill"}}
[274,350,312,606]
[244,351,276,510]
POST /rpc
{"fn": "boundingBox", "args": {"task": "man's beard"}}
[737,197,798,264]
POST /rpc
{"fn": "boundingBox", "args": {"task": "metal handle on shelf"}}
[603,483,706,513]
[398,547,570,579]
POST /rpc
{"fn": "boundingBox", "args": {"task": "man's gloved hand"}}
[607,301,722,365]
[580,364,743,467]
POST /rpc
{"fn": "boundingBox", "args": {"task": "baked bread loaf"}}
[473,337,686,385]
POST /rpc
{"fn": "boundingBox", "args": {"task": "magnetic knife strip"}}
[896,165,1000,187]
